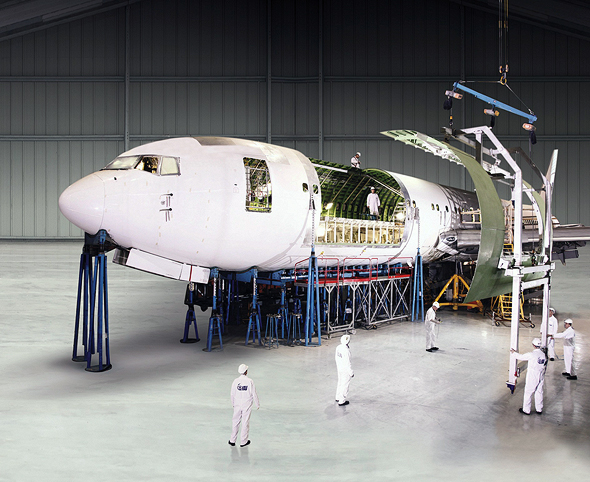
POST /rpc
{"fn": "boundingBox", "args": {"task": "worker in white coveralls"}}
[351,152,361,168]
[229,364,260,447]
[542,307,558,361]
[335,334,354,406]
[552,319,577,380]
[425,301,441,352]
[511,338,547,415]
[366,187,380,220]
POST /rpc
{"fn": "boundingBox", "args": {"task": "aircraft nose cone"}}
[59,174,105,234]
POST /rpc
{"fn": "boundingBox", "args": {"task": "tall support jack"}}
[206,269,223,352]
[304,191,321,346]
[411,248,424,322]
[304,247,322,346]
[180,282,200,344]
[245,269,262,346]
[72,230,113,372]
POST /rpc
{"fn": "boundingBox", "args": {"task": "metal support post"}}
[180,282,200,344]
[304,247,321,346]
[246,269,262,345]
[206,269,223,351]
[411,248,424,322]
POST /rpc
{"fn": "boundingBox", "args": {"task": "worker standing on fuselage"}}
[351,152,361,168]
[366,187,380,220]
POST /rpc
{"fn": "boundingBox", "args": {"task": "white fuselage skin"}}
[59,137,467,273]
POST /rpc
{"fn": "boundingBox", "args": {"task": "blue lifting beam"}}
[411,248,425,322]
[452,82,537,124]
[72,230,112,372]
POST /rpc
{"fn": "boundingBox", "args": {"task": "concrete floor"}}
[1,241,589,482]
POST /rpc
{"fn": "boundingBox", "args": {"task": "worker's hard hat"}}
[238,363,248,374]
[433,301,440,308]
[340,334,350,345]
[532,338,541,347]
[356,152,361,156]
[549,307,556,313]
[564,318,573,325]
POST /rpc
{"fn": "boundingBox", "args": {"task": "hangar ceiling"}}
[0,0,589,41]
[0,0,141,40]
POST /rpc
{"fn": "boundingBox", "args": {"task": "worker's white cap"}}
[549,307,556,313]
[532,338,541,347]
[433,301,440,308]
[356,152,361,156]
[564,318,573,325]
[340,334,350,345]
[370,186,375,190]
[238,363,248,374]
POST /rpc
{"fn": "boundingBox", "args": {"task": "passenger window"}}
[313,184,319,194]
[244,157,272,213]
[436,204,440,211]
[160,156,180,175]
[431,203,435,210]
[302,183,309,192]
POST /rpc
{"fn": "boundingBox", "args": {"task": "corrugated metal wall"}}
[0,0,589,237]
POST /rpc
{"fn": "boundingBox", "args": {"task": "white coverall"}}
[425,307,439,350]
[513,347,547,413]
[335,341,354,404]
[230,374,260,446]
[351,156,360,168]
[542,315,558,359]
[554,326,576,375]
[366,192,380,216]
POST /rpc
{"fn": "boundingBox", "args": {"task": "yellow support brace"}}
[434,274,484,312]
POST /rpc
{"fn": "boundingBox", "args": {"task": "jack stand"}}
[206,312,223,351]
[304,247,321,346]
[72,230,113,372]
[411,248,424,322]
[206,269,223,351]
[180,283,200,343]
[435,274,484,312]
[245,269,262,346]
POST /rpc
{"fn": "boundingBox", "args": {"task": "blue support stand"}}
[180,283,200,344]
[411,248,425,322]
[72,230,112,372]
[206,315,223,352]
[304,248,321,346]
[206,269,223,351]
[245,269,262,346]
[278,284,289,339]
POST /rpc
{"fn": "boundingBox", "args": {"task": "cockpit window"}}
[103,156,141,170]
[136,156,159,173]
[160,156,180,175]
[103,155,180,176]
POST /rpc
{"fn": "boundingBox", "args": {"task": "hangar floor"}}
[1,241,588,482]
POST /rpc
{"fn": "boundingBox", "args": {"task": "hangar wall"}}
[0,0,589,238]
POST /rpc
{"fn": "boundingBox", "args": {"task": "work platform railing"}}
[292,257,412,334]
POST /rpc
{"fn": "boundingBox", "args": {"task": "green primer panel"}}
[382,130,523,302]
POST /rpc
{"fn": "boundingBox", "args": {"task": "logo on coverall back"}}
[237,383,249,391]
